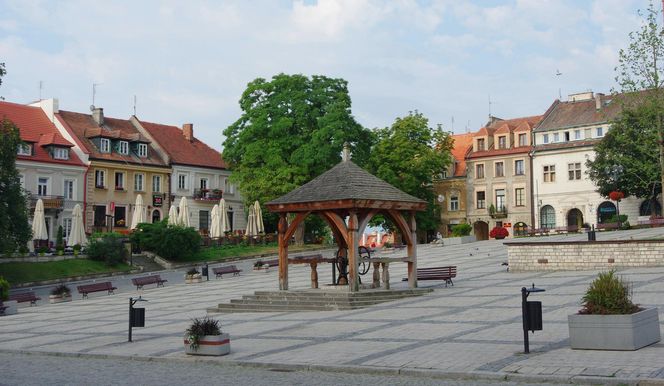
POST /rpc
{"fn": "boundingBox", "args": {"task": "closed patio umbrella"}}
[253,201,264,234]
[32,198,49,242]
[167,205,178,226]
[219,198,231,234]
[178,196,191,227]
[68,204,88,247]
[245,206,258,237]
[210,204,221,238]
[130,194,147,230]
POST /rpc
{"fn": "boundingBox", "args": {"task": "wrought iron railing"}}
[193,188,223,201]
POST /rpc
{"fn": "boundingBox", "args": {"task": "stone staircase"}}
[207,288,434,313]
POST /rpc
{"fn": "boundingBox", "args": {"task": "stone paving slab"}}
[2,227,664,384]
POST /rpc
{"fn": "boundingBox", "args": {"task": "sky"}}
[0,0,649,151]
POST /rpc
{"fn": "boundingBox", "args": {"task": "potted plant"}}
[568,270,661,350]
[0,276,17,316]
[73,244,81,256]
[49,284,72,304]
[489,226,509,240]
[184,317,230,356]
[185,268,202,284]
[37,246,48,256]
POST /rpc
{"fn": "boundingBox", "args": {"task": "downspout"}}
[529,148,535,229]
[83,166,89,230]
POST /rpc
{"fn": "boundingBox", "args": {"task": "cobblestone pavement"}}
[1,228,664,385]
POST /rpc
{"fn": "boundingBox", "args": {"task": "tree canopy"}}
[0,119,32,254]
[367,111,453,237]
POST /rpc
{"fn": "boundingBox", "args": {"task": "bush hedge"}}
[86,232,128,266]
[131,221,200,261]
[580,270,640,315]
[451,223,472,237]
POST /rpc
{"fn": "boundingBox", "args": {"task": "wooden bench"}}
[403,266,457,287]
[0,304,7,315]
[263,259,279,267]
[131,275,167,290]
[638,218,664,227]
[9,291,41,306]
[527,228,550,236]
[77,282,117,299]
[213,265,242,279]
[597,222,620,231]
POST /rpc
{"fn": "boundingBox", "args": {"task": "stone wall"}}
[0,255,87,264]
[506,240,664,271]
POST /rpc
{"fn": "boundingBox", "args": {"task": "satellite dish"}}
[437,194,445,203]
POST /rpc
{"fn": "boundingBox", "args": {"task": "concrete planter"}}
[568,307,661,350]
[443,235,476,246]
[184,333,231,356]
[49,294,72,304]
[185,274,202,284]
[2,300,18,315]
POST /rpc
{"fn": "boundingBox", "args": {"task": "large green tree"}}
[615,1,664,205]
[0,119,32,254]
[367,111,453,239]
[587,104,661,214]
[223,73,374,232]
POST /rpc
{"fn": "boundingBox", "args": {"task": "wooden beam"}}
[320,211,350,247]
[407,211,418,288]
[266,199,427,213]
[348,211,359,292]
[358,209,379,236]
[284,211,310,241]
[386,209,413,246]
[278,213,289,290]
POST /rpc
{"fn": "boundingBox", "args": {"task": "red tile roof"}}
[467,115,542,160]
[0,101,84,167]
[450,133,474,177]
[536,93,622,131]
[57,110,168,167]
[138,120,226,170]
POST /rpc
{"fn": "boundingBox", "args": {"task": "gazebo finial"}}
[342,142,351,162]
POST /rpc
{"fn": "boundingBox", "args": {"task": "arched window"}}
[639,199,662,217]
[540,205,555,229]
[514,222,528,236]
[597,201,616,223]
[152,209,161,223]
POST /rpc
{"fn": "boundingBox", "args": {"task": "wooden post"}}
[407,211,417,288]
[382,262,390,290]
[348,211,359,292]
[310,261,318,289]
[278,213,289,290]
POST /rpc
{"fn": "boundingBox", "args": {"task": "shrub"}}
[86,232,128,266]
[186,267,200,276]
[56,225,64,252]
[607,214,628,224]
[489,226,509,239]
[0,276,9,301]
[186,317,221,350]
[580,270,640,315]
[50,284,71,296]
[451,223,472,237]
[132,221,200,261]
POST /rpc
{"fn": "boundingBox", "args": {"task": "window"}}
[476,164,485,179]
[224,178,235,194]
[584,128,592,139]
[574,130,581,140]
[134,173,144,191]
[119,141,129,155]
[495,189,506,211]
[200,178,208,190]
[518,133,527,147]
[568,162,581,180]
[53,147,69,160]
[440,170,448,179]
[38,177,48,196]
[564,132,570,142]
[540,205,556,229]
[95,170,105,188]
[514,160,525,175]
[17,143,32,155]
[543,165,556,182]
[596,127,604,137]
[114,206,127,227]
[553,133,560,142]
[476,191,486,209]
[543,134,549,144]
[199,210,210,231]
[138,143,148,157]
[178,174,188,190]
[450,195,459,211]
[477,138,485,151]
[100,138,111,153]
[498,136,506,149]
[152,175,161,192]
[62,218,72,240]
[115,172,125,190]
[494,162,504,177]
[64,179,75,200]
[515,188,525,206]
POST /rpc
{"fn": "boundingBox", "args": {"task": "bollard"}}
[202,264,209,281]
[521,284,545,354]
[587,225,596,241]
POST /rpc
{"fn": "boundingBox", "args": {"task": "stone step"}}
[228,298,394,307]
[207,304,340,313]
[242,293,428,302]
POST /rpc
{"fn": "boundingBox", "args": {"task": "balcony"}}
[489,205,508,219]
[29,194,64,210]
[193,188,223,201]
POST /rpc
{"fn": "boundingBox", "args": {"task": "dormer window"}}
[100,138,111,153]
[498,136,506,149]
[477,138,485,151]
[518,133,527,147]
[17,143,32,156]
[138,143,148,157]
[119,141,129,155]
[53,147,69,160]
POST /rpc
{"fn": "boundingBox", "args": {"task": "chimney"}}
[183,123,194,142]
[595,93,604,110]
[342,142,351,162]
[92,107,104,125]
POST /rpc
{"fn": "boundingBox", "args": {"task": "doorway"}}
[474,221,489,240]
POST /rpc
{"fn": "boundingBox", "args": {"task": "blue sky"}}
[0,0,647,151]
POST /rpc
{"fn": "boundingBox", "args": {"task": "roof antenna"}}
[38,80,43,101]
[451,116,454,131]
[556,69,563,99]
[342,142,351,162]
[488,94,492,119]
[91,82,101,108]
[133,95,137,116]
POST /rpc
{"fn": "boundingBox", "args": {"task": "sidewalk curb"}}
[12,268,142,289]
[0,349,660,385]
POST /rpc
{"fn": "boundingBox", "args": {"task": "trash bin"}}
[131,307,145,327]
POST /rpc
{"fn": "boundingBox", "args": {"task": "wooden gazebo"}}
[265,149,427,292]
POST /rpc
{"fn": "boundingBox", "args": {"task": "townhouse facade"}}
[532,91,641,229]
[135,120,245,232]
[1,100,86,247]
[465,115,542,240]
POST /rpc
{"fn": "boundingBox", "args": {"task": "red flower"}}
[609,191,625,201]
[489,226,509,239]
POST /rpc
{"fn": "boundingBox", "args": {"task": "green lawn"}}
[177,243,330,263]
[0,259,132,285]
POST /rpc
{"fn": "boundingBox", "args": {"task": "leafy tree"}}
[367,111,453,240]
[223,73,374,236]
[587,104,661,214]
[615,1,664,205]
[0,119,31,255]
[56,225,64,252]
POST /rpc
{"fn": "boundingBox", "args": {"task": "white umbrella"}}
[219,198,231,233]
[253,201,264,234]
[178,196,191,227]
[68,204,87,246]
[130,194,147,230]
[210,204,221,238]
[32,199,48,241]
[245,206,258,236]
[167,205,178,226]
